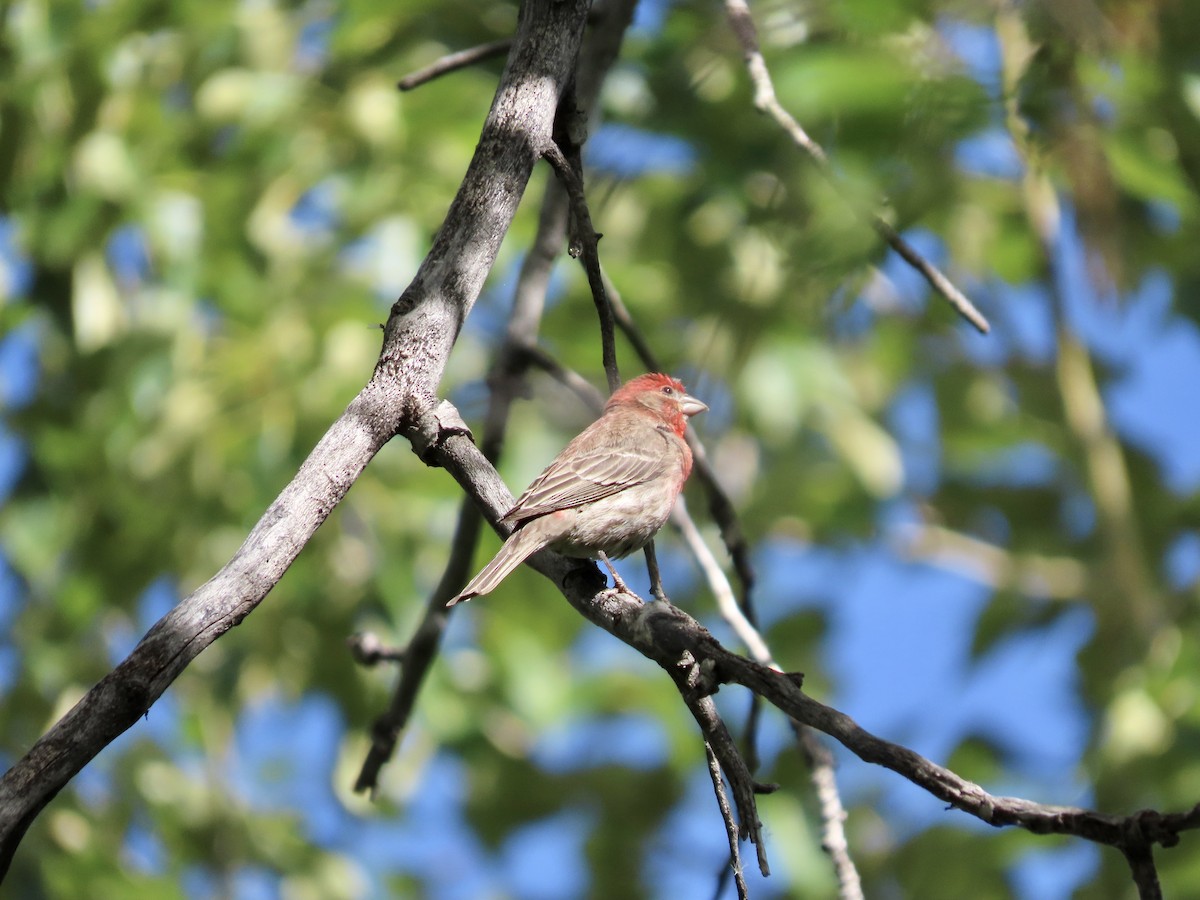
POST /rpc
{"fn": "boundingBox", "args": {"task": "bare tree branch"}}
[422,410,1200,895]
[0,0,595,878]
[1123,839,1163,900]
[397,38,513,91]
[675,494,862,898]
[795,726,863,900]
[706,742,750,900]
[674,659,770,878]
[544,139,621,392]
[350,0,641,797]
[353,490,481,796]
[674,496,769,662]
[721,0,991,334]
[515,342,608,409]
[346,632,407,666]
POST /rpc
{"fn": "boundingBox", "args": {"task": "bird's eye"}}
[661,385,674,395]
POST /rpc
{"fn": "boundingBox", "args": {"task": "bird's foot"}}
[598,552,631,595]
[607,569,632,595]
[643,541,667,602]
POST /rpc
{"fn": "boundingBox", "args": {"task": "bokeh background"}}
[2,0,1200,896]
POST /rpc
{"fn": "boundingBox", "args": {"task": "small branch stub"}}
[407,400,474,465]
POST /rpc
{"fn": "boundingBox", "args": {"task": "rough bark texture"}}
[0,0,591,877]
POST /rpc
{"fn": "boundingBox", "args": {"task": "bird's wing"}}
[503,428,675,523]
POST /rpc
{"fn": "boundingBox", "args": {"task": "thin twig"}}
[795,726,864,900]
[398,39,513,91]
[706,743,750,900]
[715,647,1200,850]
[543,139,621,393]
[721,0,990,334]
[674,497,771,664]
[353,496,480,795]
[512,342,607,411]
[346,632,406,667]
[601,268,660,369]
[741,692,764,774]
[674,662,770,878]
[674,499,863,899]
[1122,840,1162,900]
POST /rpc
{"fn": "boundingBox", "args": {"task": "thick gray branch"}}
[0,0,592,879]
[376,0,590,401]
[0,387,397,875]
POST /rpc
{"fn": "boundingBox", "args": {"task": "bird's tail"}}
[448,524,549,606]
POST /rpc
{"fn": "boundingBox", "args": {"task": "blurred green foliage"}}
[2,0,1200,897]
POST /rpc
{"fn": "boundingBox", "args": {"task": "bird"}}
[449,373,708,605]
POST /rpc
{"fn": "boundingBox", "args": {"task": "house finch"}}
[449,373,708,605]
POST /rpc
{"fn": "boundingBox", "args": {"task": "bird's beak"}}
[679,393,708,418]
